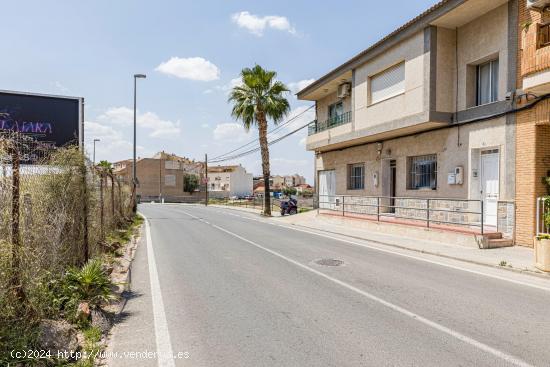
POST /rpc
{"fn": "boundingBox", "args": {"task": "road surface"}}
[107,203,550,367]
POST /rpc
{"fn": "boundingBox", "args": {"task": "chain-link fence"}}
[0,131,133,330]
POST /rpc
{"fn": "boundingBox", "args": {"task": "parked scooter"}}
[280,197,298,216]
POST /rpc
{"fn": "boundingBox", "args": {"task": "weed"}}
[499,260,507,267]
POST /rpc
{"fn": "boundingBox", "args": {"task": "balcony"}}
[308,111,352,136]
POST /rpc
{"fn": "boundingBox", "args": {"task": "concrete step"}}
[486,238,514,249]
[484,232,503,240]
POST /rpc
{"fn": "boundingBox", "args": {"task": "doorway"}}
[318,170,336,210]
[480,149,499,227]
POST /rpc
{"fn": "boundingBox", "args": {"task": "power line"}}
[208,119,312,163]
[209,105,314,161]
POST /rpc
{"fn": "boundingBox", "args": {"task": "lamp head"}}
[134,74,147,79]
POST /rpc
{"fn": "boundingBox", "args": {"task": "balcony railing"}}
[308,111,352,135]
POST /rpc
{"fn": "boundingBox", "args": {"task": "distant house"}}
[295,183,312,194]
[207,165,253,198]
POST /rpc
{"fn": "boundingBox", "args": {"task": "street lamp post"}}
[93,138,100,165]
[132,73,146,213]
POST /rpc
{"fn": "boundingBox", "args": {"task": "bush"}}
[62,259,116,312]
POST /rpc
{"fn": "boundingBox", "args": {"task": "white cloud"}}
[98,106,134,126]
[155,57,220,81]
[201,123,210,128]
[213,122,252,142]
[231,11,296,36]
[138,111,181,138]
[84,121,152,163]
[288,79,315,94]
[214,77,243,94]
[97,106,181,139]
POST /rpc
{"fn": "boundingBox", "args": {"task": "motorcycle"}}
[280,197,298,216]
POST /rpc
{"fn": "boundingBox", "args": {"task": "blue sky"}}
[2,0,439,183]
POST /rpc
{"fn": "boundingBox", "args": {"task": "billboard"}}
[0,90,83,150]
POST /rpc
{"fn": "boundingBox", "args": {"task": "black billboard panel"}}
[0,91,82,150]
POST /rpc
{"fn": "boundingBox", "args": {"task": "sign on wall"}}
[0,90,83,151]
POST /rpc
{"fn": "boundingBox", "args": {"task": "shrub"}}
[62,259,116,311]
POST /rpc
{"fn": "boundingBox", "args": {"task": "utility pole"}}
[205,153,208,206]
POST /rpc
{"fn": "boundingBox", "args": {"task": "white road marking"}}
[141,213,176,367]
[189,206,550,293]
[179,209,533,367]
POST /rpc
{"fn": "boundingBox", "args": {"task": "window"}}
[347,163,365,190]
[328,102,343,121]
[165,161,180,170]
[408,154,437,190]
[538,23,550,49]
[164,174,176,187]
[370,62,405,104]
[476,59,499,106]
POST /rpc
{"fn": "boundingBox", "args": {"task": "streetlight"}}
[132,73,146,212]
[93,138,100,165]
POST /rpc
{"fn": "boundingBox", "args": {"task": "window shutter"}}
[370,62,405,104]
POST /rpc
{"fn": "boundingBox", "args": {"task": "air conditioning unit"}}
[337,83,351,99]
[527,0,550,9]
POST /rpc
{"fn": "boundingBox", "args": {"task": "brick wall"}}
[516,1,550,246]
[520,3,550,76]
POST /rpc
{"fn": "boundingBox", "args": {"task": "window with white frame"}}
[370,62,405,104]
[407,154,437,190]
[347,163,365,190]
[476,59,499,106]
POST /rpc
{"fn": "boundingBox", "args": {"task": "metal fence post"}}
[342,195,345,217]
[377,197,380,222]
[536,198,544,236]
[480,200,485,236]
[426,198,430,228]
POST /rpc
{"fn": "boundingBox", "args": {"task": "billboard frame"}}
[0,89,84,149]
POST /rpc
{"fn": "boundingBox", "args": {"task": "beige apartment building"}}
[113,151,204,201]
[299,0,518,241]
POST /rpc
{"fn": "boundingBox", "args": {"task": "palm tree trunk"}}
[258,114,271,216]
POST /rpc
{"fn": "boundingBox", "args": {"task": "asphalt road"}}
[108,203,550,367]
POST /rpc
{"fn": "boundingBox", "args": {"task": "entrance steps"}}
[480,232,514,249]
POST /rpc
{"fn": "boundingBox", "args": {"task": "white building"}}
[207,165,253,198]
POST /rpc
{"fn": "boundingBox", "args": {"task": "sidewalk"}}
[275,210,547,277]
[203,204,547,277]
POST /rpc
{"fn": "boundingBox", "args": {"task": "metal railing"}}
[317,194,487,234]
[209,196,314,214]
[536,197,550,236]
[308,111,352,135]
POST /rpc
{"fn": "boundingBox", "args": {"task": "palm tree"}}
[228,65,290,215]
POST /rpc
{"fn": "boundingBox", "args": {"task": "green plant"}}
[228,65,291,216]
[522,21,532,32]
[183,173,199,194]
[537,234,550,240]
[282,187,297,197]
[63,259,116,310]
[499,260,507,267]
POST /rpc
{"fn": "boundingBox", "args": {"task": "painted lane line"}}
[190,206,550,293]
[141,213,176,367]
[179,209,533,367]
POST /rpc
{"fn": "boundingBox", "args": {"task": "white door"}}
[318,170,336,210]
[481,149,500,227]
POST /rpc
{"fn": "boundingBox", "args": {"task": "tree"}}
[283,187,297,197]
[228,65,290,215]
[183,173,199,194]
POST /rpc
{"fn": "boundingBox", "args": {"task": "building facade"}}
[113,151,204,201]
[299,0,518,242]
[207,165,253,197]
[516,0,550,245]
